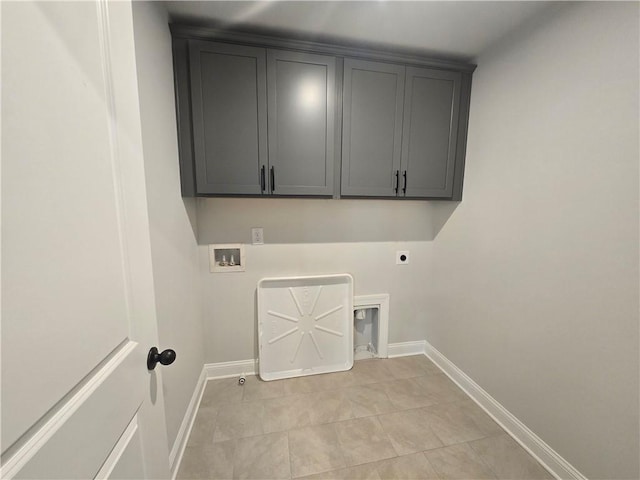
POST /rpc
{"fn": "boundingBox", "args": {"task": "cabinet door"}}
[341,59,405,197]
[401,67,461,198]
[267,50,336,196]
[189,41,268,195]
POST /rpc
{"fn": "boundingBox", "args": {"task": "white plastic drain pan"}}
[257,274,354,381]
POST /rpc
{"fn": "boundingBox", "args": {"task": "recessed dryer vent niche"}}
[353,294,389,360]
[257,274,354,381]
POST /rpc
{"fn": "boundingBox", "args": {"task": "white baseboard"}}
[387,340,427,358]
[204,358,258,379]
[199,342,426,386]
[169,368,207,480]
[424,341,586,480]
[174,339,585,480]
[170,359,258,478]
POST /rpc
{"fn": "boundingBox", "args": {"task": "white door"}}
[2,1,171,478]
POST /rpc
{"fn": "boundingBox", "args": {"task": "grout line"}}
[196,356,538,479]
[465,435,505,480]
[421,348,569,479]
[286,430,293,480]
[331,422,349,474]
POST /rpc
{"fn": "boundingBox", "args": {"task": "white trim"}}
[170,342,585,480]
[387,340,427,358]
[169,360,258,479]
[204,359,258,380]
[424,341,587,480]
[169,368,207,479]
[95,415,139,480]
[354,294,390,358]
[200,340,428,383]
[168,342,428,476]
[0,342,138,479]
[96,0,135,323]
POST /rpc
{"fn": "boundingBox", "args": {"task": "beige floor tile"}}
[411,373,469,404]
[177,440,235,480]
[241,375,286,402]
[300,462,381,480]
[375,452,439,479]
[468,433,554,480]
[187,406,218,446]
[334,416,397,466]
[233,432,290,479]
[181,358,551,480]
[421,401,489,445]
[214,401,264,442]
[425,443,497,479]
[312,370,358,390]
[344,383,397,418]
[381,378,440,410]
[289,424,346,478]
[282,375,325,395]
[201,378,244,408]
[409,355,443,376]
[384,356,437,379]
[350,359,396,384]
[263,393,312,433]
[305,389,355,425]
[456,399,503,436]
[378,409,443,455]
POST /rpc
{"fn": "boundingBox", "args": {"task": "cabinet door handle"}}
[260,165,266,192]
[395,170,399,194]
[270,166,275,192]
[402,171,407,194]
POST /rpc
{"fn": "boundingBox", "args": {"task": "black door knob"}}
[147,347,177,370]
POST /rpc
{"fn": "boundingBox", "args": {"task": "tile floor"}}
[178,356,554,480]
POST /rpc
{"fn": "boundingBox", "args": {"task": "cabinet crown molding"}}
[169,23,477,73]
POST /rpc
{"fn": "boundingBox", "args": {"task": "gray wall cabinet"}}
[341,59,405,197]
[341,61,464,199]
[267,50,336,196]
[171,25,475,200]
[188,41,268,195]
[181,42,336,197]
[401,67,461,198]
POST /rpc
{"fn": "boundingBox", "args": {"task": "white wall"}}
[197,198,440,363]
[132,2,205,451]
[427,3,639,479]
[136,3,638,476]
[199,241,433,363]
[198,198,437,244]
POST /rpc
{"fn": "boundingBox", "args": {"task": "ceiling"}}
[163,1,554,62]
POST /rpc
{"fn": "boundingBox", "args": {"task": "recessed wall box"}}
[210,244,245,272]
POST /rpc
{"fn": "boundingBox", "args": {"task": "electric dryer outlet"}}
[396,251,410,265]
